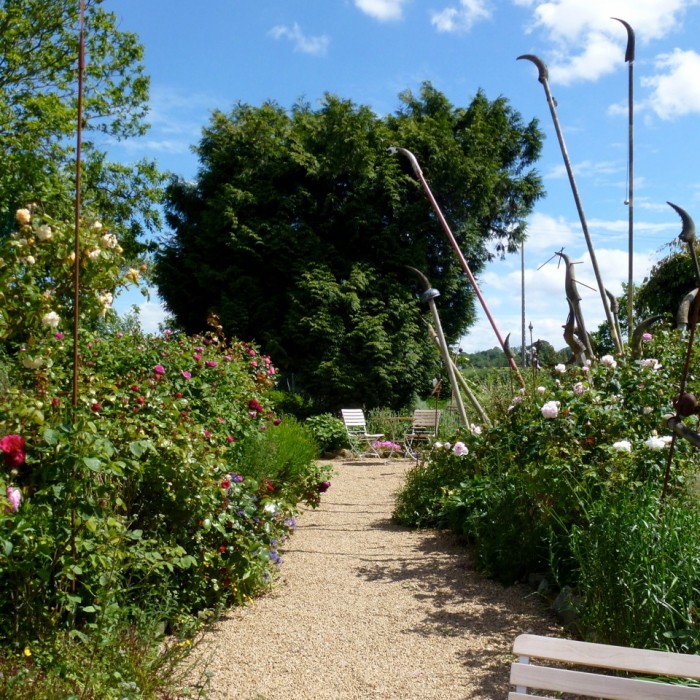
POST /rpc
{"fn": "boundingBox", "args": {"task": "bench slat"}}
[511,662,700,699]
[513,634,700,680]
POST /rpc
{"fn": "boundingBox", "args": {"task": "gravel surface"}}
[186,457,562,699]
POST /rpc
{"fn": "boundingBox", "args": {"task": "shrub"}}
[396,327,700,647]
[305,413,348,454]
[571,487,700,652]
[0,208,333,693]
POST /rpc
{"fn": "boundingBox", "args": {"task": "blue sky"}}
[105,0,700,353]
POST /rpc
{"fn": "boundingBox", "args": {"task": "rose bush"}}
[0,208,331,659]
[394,328,700,650]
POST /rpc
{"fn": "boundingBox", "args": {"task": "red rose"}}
[0,435,25,469]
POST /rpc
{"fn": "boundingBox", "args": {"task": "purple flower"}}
[318,481,331,493]
[284,517,297,530]
[5,486,21,513]
[54,332,65,340]
[205,360,218,368]
[181,370,192,379]
[269,550,281,565]
[193,353,202,361]
[232,474,244,483]
[153,364,166,375]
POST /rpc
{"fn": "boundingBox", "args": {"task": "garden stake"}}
[70,0,86,595]
[426,323,491,427]
[407,266,470,428]
[662,203,700,500]
[518,55,623,354]
[613,18,636,339]
[391,146,526,389]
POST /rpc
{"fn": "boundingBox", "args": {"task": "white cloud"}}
[461,233,658,353]
[523,211,579,253]
[431,0,492,33]
[519,0,698,85]
[268,23,330,56]
[641,49,700,119]
[354,0,408,21]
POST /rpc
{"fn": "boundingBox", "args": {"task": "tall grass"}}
[571,487,700,652]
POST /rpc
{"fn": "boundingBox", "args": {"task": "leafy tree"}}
[0,0,165,255]
[156,84,544,410]
[635,249,696,322]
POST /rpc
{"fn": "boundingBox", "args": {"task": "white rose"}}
[36,225,52,241]
[600,355,617,369]
[612,440,632,452]
[644,435,667,450]
[41,311,60,328]
[100,233,118,249]
[541,400,560,419]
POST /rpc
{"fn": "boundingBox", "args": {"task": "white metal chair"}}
[403,409,441,459]
[341,409,384,458]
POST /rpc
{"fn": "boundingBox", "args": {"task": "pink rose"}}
[5,486,21,513]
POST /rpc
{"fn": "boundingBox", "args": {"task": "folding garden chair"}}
[403,409,441,459]
[340,409,384,458]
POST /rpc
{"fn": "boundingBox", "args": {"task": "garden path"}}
[186,457,562,699]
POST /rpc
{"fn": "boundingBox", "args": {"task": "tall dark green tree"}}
[156,84,544,410]
[0,0,165,254]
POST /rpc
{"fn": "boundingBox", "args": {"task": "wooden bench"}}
[510,633,700,699]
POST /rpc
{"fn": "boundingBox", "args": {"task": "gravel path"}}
[187,457,562,699]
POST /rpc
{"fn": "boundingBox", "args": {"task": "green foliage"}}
[0,208,138,345]
[570,487,700,651]
[0,623,199,700]
[394,328,700,650]
[156,84,545,410]
[635,249,695,321]
[393,443,476,528]
[305,413,348,454]
[0,0,164,255]
[0,207,330,695]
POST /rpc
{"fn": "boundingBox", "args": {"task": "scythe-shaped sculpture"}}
[556,251,594,360]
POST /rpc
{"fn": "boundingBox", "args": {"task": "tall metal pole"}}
[613,18,635,339]
[518,55,623,354]
[72,0,85,408]
[391,146,526,389]
[521,243,526,368]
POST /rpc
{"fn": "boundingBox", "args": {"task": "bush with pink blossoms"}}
[395,328,700,652]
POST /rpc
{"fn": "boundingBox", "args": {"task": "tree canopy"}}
[155,83,544,410]
[0,0,165,255]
